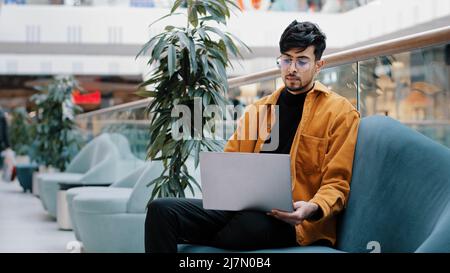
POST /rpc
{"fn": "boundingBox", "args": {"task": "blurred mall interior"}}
[0,0,449,253]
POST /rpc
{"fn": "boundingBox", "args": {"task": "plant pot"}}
[16,163,38,193]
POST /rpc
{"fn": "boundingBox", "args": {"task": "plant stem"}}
[187,4,191,30]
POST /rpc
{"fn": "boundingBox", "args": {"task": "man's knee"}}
[147,197,178,216]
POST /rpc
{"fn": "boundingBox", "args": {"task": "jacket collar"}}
[263,80,330,105]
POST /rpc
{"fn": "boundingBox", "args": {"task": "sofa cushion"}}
[67,186,111,203]
[415,200,450,252]
[38,172,83,183]
[73,188,132,214]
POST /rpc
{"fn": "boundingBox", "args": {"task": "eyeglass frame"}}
[276,55,313,71]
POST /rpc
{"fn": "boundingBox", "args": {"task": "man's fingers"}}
[272,210,291,217]
[271,213,296,225]
[270,212,289,222]
[271,209,296,220]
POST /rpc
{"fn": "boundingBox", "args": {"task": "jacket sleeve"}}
[223,104,259,153]
[309,109,360,221]
[223,131,240,152]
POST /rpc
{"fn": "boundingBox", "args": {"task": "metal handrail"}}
[76,98,151,119]
[77,26,450,119]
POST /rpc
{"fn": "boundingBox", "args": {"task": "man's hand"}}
[267,201,320,226]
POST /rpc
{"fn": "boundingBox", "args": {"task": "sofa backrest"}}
[108,133,141,161]
[126,157,202,213]
[126,160,164,213]
[89,134,120,169]
[66,133,118,173]
[337,116,450,253]
[111,163,149,188]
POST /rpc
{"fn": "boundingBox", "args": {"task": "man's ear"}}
[315,59,324,73]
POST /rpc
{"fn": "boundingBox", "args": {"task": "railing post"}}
[356,61,361,112]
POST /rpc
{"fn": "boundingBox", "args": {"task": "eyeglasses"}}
[276,56,311,71]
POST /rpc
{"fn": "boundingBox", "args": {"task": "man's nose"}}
[288,61,297,73]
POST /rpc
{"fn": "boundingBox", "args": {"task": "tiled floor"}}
[0,179,76,253]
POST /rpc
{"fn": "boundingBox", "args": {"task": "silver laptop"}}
[200,151,293,212]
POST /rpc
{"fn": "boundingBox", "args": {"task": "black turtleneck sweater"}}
[260,88,309,154]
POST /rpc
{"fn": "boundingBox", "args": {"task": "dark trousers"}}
[145,198,298,253]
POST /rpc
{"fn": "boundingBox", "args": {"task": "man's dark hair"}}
[279,21,327,60]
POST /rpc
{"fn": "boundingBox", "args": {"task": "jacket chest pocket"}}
[296,134,329,174]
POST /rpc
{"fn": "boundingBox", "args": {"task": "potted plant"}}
[8,107,34,162]
[137,0,250,200]
[30,75,85,172]
[7,107,37,192]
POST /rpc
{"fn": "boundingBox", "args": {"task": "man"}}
[145,21,360,253]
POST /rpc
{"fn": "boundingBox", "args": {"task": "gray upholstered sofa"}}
[71,158,201,252]
[37,133,144,218]
[72,116,450,253]
[179,116,450,253]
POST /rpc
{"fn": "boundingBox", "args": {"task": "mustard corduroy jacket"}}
[224,81,360,246]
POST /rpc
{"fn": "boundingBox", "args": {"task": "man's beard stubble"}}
[285,76,313,92]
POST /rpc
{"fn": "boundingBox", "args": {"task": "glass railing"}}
[358,45,450,147]
[76,99,150,160]
[76,26,450,152]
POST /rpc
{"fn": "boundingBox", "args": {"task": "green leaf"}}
[134,89,158,98]
[176,31,190,50]
[202,92,211,106]
[226,31,252,53]
[188,6,199,27]
[209,58,228,85]
[200,54,209,77]
[183,176,195,197]
[187,39,197,74]
[198,15,221,23]
[207,47,227,65]
[171,0,184,14]
[152,37,168,60]
[204,26,226,42]
[211,0,230,18]
[223,34,240,58]
[148,12,183,29]
[146,175,167,187]
[196,27,207,41]
[136,33,165,59]
[194,141,201,168]
[139,75,164,89]
[204,5,226,24]
[197,4,206,15]
[164,25,176,31]
[167,44,176,77]
[183,169,202,192]
[224,0,241,11]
